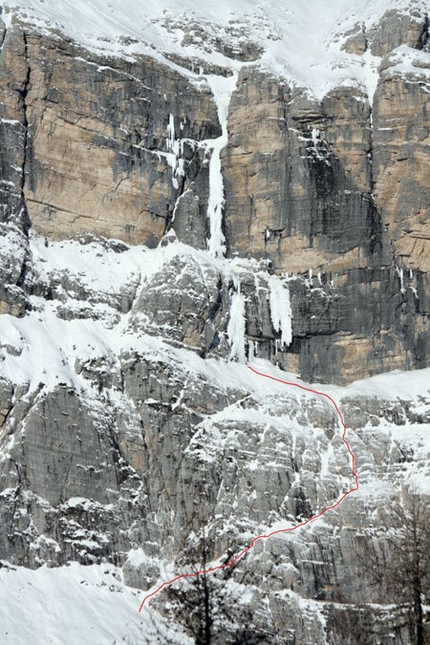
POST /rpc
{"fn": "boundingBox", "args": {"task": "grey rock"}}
[367,10,424,56]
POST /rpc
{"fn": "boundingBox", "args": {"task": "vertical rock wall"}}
[222,61,429,382]
[0,14,428,383]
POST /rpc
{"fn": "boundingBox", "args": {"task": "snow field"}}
[0,561,193,644]
[3,0,428,99]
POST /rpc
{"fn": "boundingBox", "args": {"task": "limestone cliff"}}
[0,8,428,384]
[0,2,429,644]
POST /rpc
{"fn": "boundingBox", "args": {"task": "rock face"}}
[373,58,430,271]
[1,22,220,247]
[0,4,429,644]
[222,63,429,381]
[0,11,428,384]
[223,71,376,272]
[0,233,428,643]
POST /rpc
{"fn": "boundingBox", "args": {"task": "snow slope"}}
[0,561,192,644]
[3,232,427,399]
[3,0,428,97]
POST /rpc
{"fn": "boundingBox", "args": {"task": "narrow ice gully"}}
[205,73,238,258]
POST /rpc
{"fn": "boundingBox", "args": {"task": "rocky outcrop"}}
[341,10,425,56]
[367,10,425,56]
[0,21,220,247]
[222,61,428,382]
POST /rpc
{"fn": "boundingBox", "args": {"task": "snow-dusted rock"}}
[0,0,429,642]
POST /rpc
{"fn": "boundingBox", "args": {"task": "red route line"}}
[138,364,359,612]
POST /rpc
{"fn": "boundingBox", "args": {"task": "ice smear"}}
[166,113,186,190]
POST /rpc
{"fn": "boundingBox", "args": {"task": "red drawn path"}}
[138,364,359,612]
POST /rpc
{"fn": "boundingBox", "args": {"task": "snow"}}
[382,44,430,82]
[0,561,193,644]
[30,234,142,296]
[125,547,149,568]
[63,497,112,512]
[339,366,430,402]
[3,0,428,100]
[0,302,116,391]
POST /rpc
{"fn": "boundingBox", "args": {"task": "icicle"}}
[166,114,175,148]
[165,114,184,190]
[395,266,405,294]
[268,274,293,347]
[227,278,246,363]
